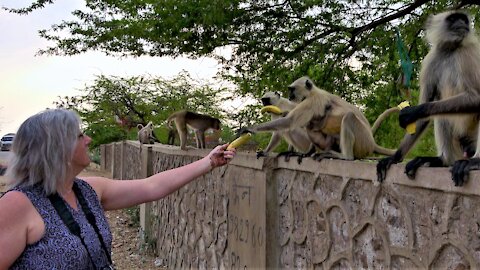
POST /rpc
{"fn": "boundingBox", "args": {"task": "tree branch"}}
[291,0,430,57]
[455,0,480,9]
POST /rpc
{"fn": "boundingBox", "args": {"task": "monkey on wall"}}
[137,121,156,144]
[166,110,221,150]
[256,91,314,160]
[239,76,396,161]
[377,10,480,186]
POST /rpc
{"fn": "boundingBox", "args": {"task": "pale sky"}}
[0,0,225,135]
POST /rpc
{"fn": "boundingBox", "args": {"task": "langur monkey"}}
[256,91,314,160]
[377,10,480,186]
[137,121,156,144]
[240,76,396,160]
[167,110,221,150]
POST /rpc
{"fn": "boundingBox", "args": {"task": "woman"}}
[0,109,235,269]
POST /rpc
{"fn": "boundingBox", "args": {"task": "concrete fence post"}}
[100,144,106,171]
[111,143,118,179]
[120,141,125,180]
[139,145,153,241]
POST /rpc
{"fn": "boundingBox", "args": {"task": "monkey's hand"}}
[405,156,444,180]
[399,106,421,129]
[376,153,402,183]
[451,158,480,186]
[236,127,255,136]
[256,150,267,159]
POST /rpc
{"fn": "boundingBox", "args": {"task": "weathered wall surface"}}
[101,141,480,269]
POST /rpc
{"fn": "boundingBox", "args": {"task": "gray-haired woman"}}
[0,109,235,269]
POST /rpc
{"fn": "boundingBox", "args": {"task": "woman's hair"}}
[6,109,81,195]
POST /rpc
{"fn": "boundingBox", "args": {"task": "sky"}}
[0,0,225,135]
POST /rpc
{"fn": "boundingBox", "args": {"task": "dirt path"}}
[0,164,160,270]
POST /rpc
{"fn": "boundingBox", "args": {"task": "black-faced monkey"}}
[257,91,314,159]
[137,121,155,144]
[377,10,480,186]
[167,110,221,150]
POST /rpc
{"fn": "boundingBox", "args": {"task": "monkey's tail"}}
[166,113,177,129]
[374,145,397,156]
[371,106,401,134]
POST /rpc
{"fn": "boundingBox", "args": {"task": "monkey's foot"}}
[451,158,480,186]
[312,152,339,162]
[405,156,444,180]
[376,155,401,183]
[277,151,302,162]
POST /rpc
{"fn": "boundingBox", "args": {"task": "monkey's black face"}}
[261,97,272,106]
[288,86,296,101]
[447,12,470,39]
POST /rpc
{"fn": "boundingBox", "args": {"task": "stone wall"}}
[101,141,480,269]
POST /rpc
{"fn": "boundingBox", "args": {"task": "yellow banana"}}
[227,133,252,150]
[260,105,283,115]
[397,101,416,134]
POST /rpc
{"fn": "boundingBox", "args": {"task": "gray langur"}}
[377,10,480,186]
[137,121,156,144]
[239,76,396,161]
[166,110,221,150]
[256,91,315,161]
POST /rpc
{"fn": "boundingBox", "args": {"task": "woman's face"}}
[71,132,92,170]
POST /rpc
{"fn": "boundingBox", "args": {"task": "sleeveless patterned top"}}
[8,178,112,270]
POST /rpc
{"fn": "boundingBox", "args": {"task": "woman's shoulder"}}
[75,177,108,204]
[78,176,112,199]
[0,189,32,207]
[0,190,37,224]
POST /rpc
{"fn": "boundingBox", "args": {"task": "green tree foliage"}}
[7,0,480,156]
[54,72,231,148]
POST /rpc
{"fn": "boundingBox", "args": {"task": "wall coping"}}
[122,141,480,196]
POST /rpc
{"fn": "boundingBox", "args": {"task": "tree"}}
[7,1,479,96]
[54,71,231,148]
[8,0,480,155]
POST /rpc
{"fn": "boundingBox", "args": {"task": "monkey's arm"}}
[263,132,282,153]
[376,119,430,182]
[246,116,294,133]
[399,94,480,128]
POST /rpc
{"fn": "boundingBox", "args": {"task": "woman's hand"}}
[207,144,236,169]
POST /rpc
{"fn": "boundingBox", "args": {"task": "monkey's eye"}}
[78,132,85,139]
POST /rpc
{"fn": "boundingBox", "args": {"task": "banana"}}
[260,105,283,115]
[397,101,416,134]
[227,133,252,150]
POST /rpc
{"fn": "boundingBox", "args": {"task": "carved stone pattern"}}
[131,151,231,269]
[112,143,122,179]
[104,144,113,172]
[123,144,142,180]
[275,169,480,269]
[107,142,480,269]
